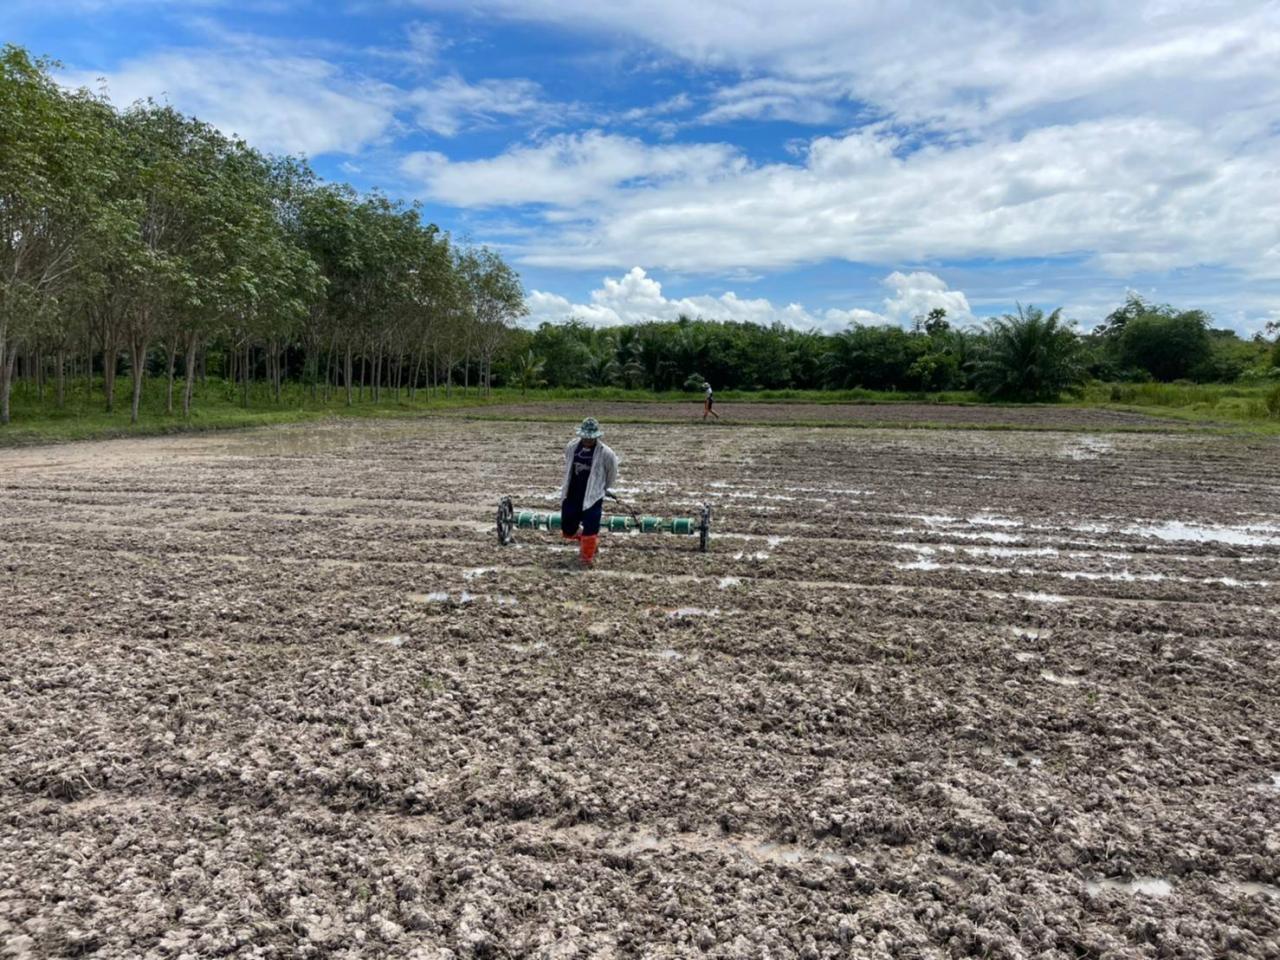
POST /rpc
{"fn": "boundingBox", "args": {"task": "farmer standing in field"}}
[703,382,720,420]
[560,417,619,567]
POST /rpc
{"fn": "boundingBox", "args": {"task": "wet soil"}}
[2,419,1279,958]
[451,400,1205,431]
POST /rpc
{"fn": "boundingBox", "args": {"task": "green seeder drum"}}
[496,496,711,552]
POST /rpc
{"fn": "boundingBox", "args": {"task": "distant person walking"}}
[559,417,619,567]
[702,382,720,420]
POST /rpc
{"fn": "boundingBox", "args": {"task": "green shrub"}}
[1266,384,1280,418]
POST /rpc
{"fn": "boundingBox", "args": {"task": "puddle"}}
[373,635,407,647]
[1013,651,1040,663]
[733,551,771,561]
[896,559,943,571]
[897,544,940,556]
[967,546,1059,559]
[1058,570,1270,588]
[655,648,684,660]
[945,530,1022,543]
[1063,436,1113,460]
[968,515,1022,528]
[893,560,1014,575]
[1085,876,1173,898]
[1125,520,1280,547]
[1059,569,1166,583]
[1041,671,1084,687]
[409,591,476,605]
[765,535,790,548]
[1016,592,1070,604]
[718,576,742,589]
[463,567,496,580]
[1229,881,1280,898]
[783,486,872,497]
[668,607,718,619]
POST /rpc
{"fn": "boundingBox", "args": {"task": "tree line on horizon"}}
[0,44,525,427]
[509,297,1278,400]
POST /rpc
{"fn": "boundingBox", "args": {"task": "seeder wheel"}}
[496,496,515,546]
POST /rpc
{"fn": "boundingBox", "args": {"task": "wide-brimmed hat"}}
[576,417,603,439]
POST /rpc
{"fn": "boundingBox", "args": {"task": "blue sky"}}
[4,0,1280,333]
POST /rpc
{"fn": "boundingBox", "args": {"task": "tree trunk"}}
[182,334,198,419]
[55,350,66,409]
[129,337,147,425]
[242,343,250,409]
[345,344,353,406]
[165,341,178,415]
[409,352,422,400]
[103,337,117,413]
[0,338,14,425]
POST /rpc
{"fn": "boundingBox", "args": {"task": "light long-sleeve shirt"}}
[559,439,619,508]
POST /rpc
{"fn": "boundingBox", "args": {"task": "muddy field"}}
[453,400,1204,431]
[2,412,1279,958]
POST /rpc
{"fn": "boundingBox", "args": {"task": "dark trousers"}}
[561,497,603,537]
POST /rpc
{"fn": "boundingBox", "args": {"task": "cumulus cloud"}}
[417,120,1280,280]
[403,130,739,205]
[62,51,398,156]
[527,266,971,332]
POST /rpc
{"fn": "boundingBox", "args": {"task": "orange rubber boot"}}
[579,534,599,567]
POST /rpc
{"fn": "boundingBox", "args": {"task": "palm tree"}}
[585,351,621,387]
[512,350,547,396]
[974,305,1084,401]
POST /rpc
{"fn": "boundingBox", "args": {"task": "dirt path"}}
[2,418,1278,958]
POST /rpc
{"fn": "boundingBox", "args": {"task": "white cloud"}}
[403,130,739,205]
[416,119,1280,280]
[408,75,561,137]
[699,77,845,125]
[527,266,971,332]
[63,51,398,156]
[407,1,1280,291]
[415,1,1280,135]
[878,271,972,325]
